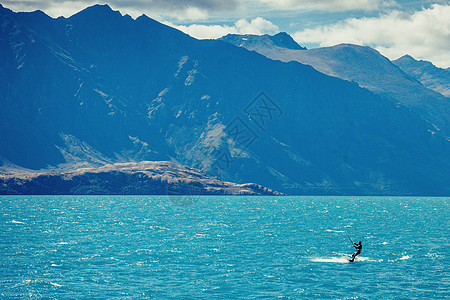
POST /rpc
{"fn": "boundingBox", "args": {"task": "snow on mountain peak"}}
[220,32,306,51]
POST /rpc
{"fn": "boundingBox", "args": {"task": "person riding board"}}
[350,241,362,262]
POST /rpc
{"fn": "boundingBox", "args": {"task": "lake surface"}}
[1,196,448,299]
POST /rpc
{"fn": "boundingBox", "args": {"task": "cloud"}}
[111,0,240,20]
[172,17,279,39]
[1,0,241,20]
[255,0,397,12]
[293,3,450,68]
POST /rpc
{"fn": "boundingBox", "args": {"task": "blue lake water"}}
[1,195,448,299]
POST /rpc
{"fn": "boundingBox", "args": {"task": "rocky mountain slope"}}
[0,161,282,195]
[393,55,450,98]
[222,32,306,50]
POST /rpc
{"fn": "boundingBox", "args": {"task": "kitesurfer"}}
[350,241,362,262]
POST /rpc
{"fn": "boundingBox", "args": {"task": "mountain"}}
[393,55,450,98]
[0,161,282,196]
[1,5,449,195]
[220,34,450,136]
[221,32,306,50]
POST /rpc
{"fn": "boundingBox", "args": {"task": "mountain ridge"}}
[221,32,306,51]
[394,54,450,97]
[220,33,450,136]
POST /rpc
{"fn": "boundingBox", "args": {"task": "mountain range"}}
[220,34,450,135]
[0,4,449,195]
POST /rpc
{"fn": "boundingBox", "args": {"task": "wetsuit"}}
[350,243,362,262]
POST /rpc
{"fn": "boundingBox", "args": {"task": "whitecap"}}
[50,282,63,287]
[309,257,349,263]
[325,229,344,233]
[12,279,31,288]
[10,220,26,224]
[399,255,411,260]
[353,257,375,262]
[425,253,439,258]
[309,256,376,263]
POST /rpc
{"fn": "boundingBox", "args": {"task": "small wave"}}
[309,257,349,263]
[309,256,376,263]
[353,257,376,262]
[12,279,31,289]
[425,253,439,259]
[149,225,170,231]
[136,248,153,253]
[382,242,388,245]
[325,229,344,233]
[50,282,63,287]
[10,220,26,224]
[195,233,208,238]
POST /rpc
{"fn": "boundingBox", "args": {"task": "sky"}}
[2,0,450,68]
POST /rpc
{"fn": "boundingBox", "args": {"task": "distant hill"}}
[1,4,449,195]
[0,161,282,195]
[394,55,450,98]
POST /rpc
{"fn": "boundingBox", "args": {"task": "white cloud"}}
[235,18,279,34]
[175,7,209,21]
[256,0,397,12]
[293,4,450,68]
[1,0,240,20]
[172,17,279,39]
